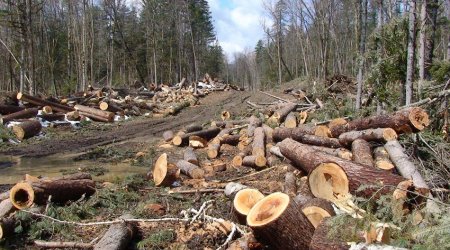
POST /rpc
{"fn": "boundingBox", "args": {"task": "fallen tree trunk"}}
[172,127,220,146]
[0,199,14,218]
[93,214,136,250]
[0,217,15,239]
[309,218,349,250]
[247,116,262,137]
[207,129,231,159]
[352,139,374,167]
[242,155,266,169]
[0,105,24,115]
[283,172,297,196]
[152,153,180,187]
[183,123,203,133]
[17,93,74,113]
[0,108,38,124]
[12,120,42,140]
[268,102,297,125]
[75,105,115,122]
[278,139,409,200]
[184,147,198,165]
[176,160,205,179]
[247,192,315,249]
[273,128,341,148]
[34,240,93,249]
[99,101,124,113]
[9,173,96,209]
[284,112,297,128]
[233,188,265,224]
[252,127,265,157]
[338,128,398,146]
[330,107,430,137]
[373,147,395,170]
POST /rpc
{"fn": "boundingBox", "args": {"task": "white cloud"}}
[208,0,267,60]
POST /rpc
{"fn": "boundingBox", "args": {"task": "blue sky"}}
[207,0,266,60]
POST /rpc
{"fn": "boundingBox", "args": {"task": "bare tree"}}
[356,0,367,110]
[405,0,416,105]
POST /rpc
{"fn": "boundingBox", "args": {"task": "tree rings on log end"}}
[309,163,349,202]
[247,192,290,227]
[9,182,35,209]
[408,107,429,131]
[301,198,336,228]
[314,125,331,138]
[383,128,398,141]
[233,189,265,224]
[153,153,180,187]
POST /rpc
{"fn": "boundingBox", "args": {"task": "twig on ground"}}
[228,166,277,182]
[168,189,224,195]
[34,240,93,249]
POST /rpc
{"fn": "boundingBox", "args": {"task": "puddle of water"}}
[0,154,148,185]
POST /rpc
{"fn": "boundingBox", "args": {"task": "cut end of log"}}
[233,189,265,217]
[302,206,332,228]
[382,128,398,141]
[12,126,26,140]
[232,155,243,167]
[42,106,53,114]
[409,107,430,131]
[314,125,331,138]
[221,111,231,120]
[247,192,289,227]
[10,182,34,209]
[189,136,208,148]
[309,163,349,201]
[328,118,347,128]
[153,153,180,186]
[172,136,182,146]
[99,102,109,111]
[376,160,395,170]
[16,92,23,100]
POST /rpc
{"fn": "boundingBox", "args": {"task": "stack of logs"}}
[153,98,435,249]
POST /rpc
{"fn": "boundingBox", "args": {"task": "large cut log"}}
[252,127,265,157]
[283,172,297,196]
[0,104,24,115]
[278,139,409,200]
[99,101,124,113]
[273,127,341,148]
[9,173,95,209]
[242,155,266,169]
[75,105,115,122]
[184,147,198,165]
[233,189,265,224]
[268,102,297,125]
[247,116,262,137]
[17,93,74,113]
[373,147,395,170]
[338,128,398,146]
[183,123,203,133]
[247,192,315,249]
[0,108,38,124]
[12,120,42,140]
[330,107,430,137]
[0,199,14,219]
[0,217,15,240]
[300,198,336,228]
[284,112,297,128]
[176,160,204,179]
[352,139,374,167]
[211,119,249,128]
[152,153,180,187]
[207,129,231,159]
[172,127,220,146]
[309,218,349,250]
[93,214,136,250]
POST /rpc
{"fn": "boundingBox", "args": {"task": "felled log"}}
[0,199,14,218]
[203,160,227,174]
[0,108,38,124]
[242,155,266,169]
[232,148,250,167]
[262,124,274,144]
[268,102,297,125]
[41,106,52,114]
[34,240,93,249]
[183,123,203,133]
[224,182,248,197]
[247,192,314,249]
[309,218,349,250]
[99,101,124,113]
[352,139,374,167]
[221,110,231,120]
[0,104,24,115]
[12,120,42,140]
[284,112,297,128]
[93,214,136,250]
[17,93,74,113]
[211,119,249,128]
[75,105,115,122]
[373,147,395,170]
[308,145,353,160]
[338,128,398,146]
[9,173,95,209]
[220,134,241,145]
[283,172,297,196]
[233,189,265,224]
[38,113,65,122]
[168,101,190,115]
[252,127,265,157]
[208,129,231,159]
[184,147,198,165]
[162,130,174,142]
[330,107,430,137]
[273,128,341,148]
[279,139,409,200]
[66,111,80,121]
[247,116,262,137]
[300,198,336,228]
[152,153,180,187]
[189,136,208,148]
[0,217,15,239]
[172,127,220,146]
[176,160,204,179]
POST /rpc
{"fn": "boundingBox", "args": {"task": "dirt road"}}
[1,91,252,157]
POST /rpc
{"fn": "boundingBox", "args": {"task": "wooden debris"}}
[93,214,136,250]
[176,160,205,179]
[153,153,180,187]
[233,189,265,224]
[339,128,398,146]
[12,120,42,140]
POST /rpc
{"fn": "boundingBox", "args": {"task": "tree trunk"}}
[0,199,14,219]
[300,198,336,228]
[418,0,427,95]
[0,105,24,115]
[12,120,42,140]
[242,155,266,169]
[283,172,297,197]
[176,160,204,179]
[233,188,265,224]
[0,108,38,124]
[284,112,297,128]
[310,218,349,250]
[352,139,374,167]
[273,127,341,148]
[17,93,74,113]
[252,127,265,157]
[172,127,220,146]
[75,105,115,122]
[405,0,416,105]
[94,214,135,250]
[184,147,198,165]
[152,153,180,187]
[356,0,367,110]
[338,128,398,146]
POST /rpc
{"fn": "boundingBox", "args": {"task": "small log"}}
[17,93,74,113]
[162,130,174,142]
[330,107,430,137]
[309,218,349,250]
[66,111,80,121]
[152,153,180,187]
[242,155,266,169]
[176,160,205,179]
[0,108,38,124]
[99,101,123,113]
[339,128,398,146]
[0,191,9,201]
[279,139,409,200]
[12,120,42,140]
[189,136,208,148]
[0,217,15,239]
[93,214,135,250]
[283,172,297,196]
[34,240,93,249]
[211,119,249,128]
[0,199,14,218]
[184,147,198,165]
[352,139,374,167]
[232,150,249,167]
[308,145,353,160]
[247,116,262,137]
[220,134,241,145]
[75,105,115,122]
[172,127,220,146]
[252,127,265,157]
[373,147,395,170]
[273,127,341,148]
[207,129,231,159]
[233,189,265,224]
[300,198,336,228]
[168,101,190,115]
[0,104,24,115]
[247,192,314,249]
[268,102,297,125]
[284,112,297,128]
[262,124,274,144]
[41,106,53,114]
[183,123,203,133]
[203,160,227,174]
[9,173,95,209]
[38,113,65,122]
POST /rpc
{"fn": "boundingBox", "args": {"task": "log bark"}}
[12,120,42,140]
[172,127,220,146]
[0,199,14,219]
[152,154,180,187]
[0,108,38,124]
[284,112,297,128]
[247,192,314,249]
[34,240,93,249]
[252,127,265,157]
[309,218,349,250]
[373,147,395,170]
[183,123,203,133]
[352,139,374,167]
[0,105,24,115]
[309,145,353,160]
[17,93,74,113]
[262,124,274,144]
[94,214,135,250]
[184,147,198,165]
[273,127,341,148]
[176,160,204,179]
[279,139,408,200]
[162,130,174,142]
[220,134,241,145]
[233,189,265,224]
[9,173,95,209]
[283,172,297,196]
[0,217,15,239]
[338,128,398,146]
[38,113,65,122]
[247,116,262,137]
[211,119,249,128]
[0,191,9,201]
[99,101,123,113]
[75,105,115,122]
[268,102,297,124]
[330,107,430,137]
[242,155,266,169]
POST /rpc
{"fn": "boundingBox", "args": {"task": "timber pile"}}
[149,88,438,249]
